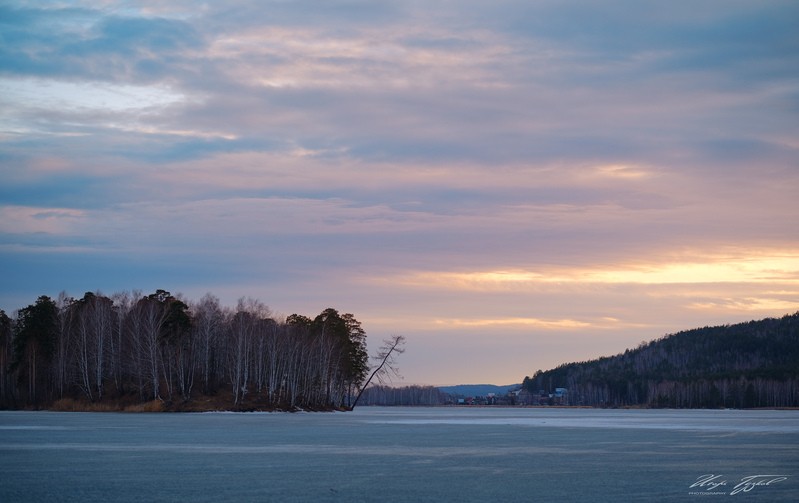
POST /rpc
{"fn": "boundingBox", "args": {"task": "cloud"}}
[434,317,593,330]
[0,205,86,235]
[689,297,799,313]
[0,5,204,82]
[1,0,797,384]
[1,78,186,114]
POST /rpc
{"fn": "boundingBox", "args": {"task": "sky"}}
[1,0,798,386]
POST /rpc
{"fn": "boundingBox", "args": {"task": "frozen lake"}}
[1,407,797,501]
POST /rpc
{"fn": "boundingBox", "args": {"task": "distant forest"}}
[0,290,372,411]
[523,312,799,408]
[357,385,447,406]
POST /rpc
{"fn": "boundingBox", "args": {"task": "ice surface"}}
[0,407,797,502]
[361,407,799,433]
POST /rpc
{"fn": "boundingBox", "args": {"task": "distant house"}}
[512,389,533,406]
[533,390,549,405]
[456,388,568,406]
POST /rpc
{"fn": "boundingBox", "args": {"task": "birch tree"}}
[192,293,224,394]
[88,293,113,401]
[158,293,192,401]
[110,291,133,395]
[128,291,174,401]
[53,292,74,399]
[351,335,406,409]
[228,298,269,405]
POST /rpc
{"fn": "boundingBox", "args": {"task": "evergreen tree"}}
[11,296,59,405]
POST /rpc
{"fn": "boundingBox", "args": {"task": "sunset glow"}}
[385,251,799,290]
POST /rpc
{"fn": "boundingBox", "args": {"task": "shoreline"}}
[5,398,796,413]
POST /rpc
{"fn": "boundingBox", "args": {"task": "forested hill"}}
[523,312,799,408]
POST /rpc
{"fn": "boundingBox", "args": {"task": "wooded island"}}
[0,290,404,411]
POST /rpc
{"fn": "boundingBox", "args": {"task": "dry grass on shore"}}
[36,388,340,413]
[50,397,165,413]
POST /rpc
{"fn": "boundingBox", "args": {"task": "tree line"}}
[523,312,799,408]
[0,290,391,411]
[356,385,447,406]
